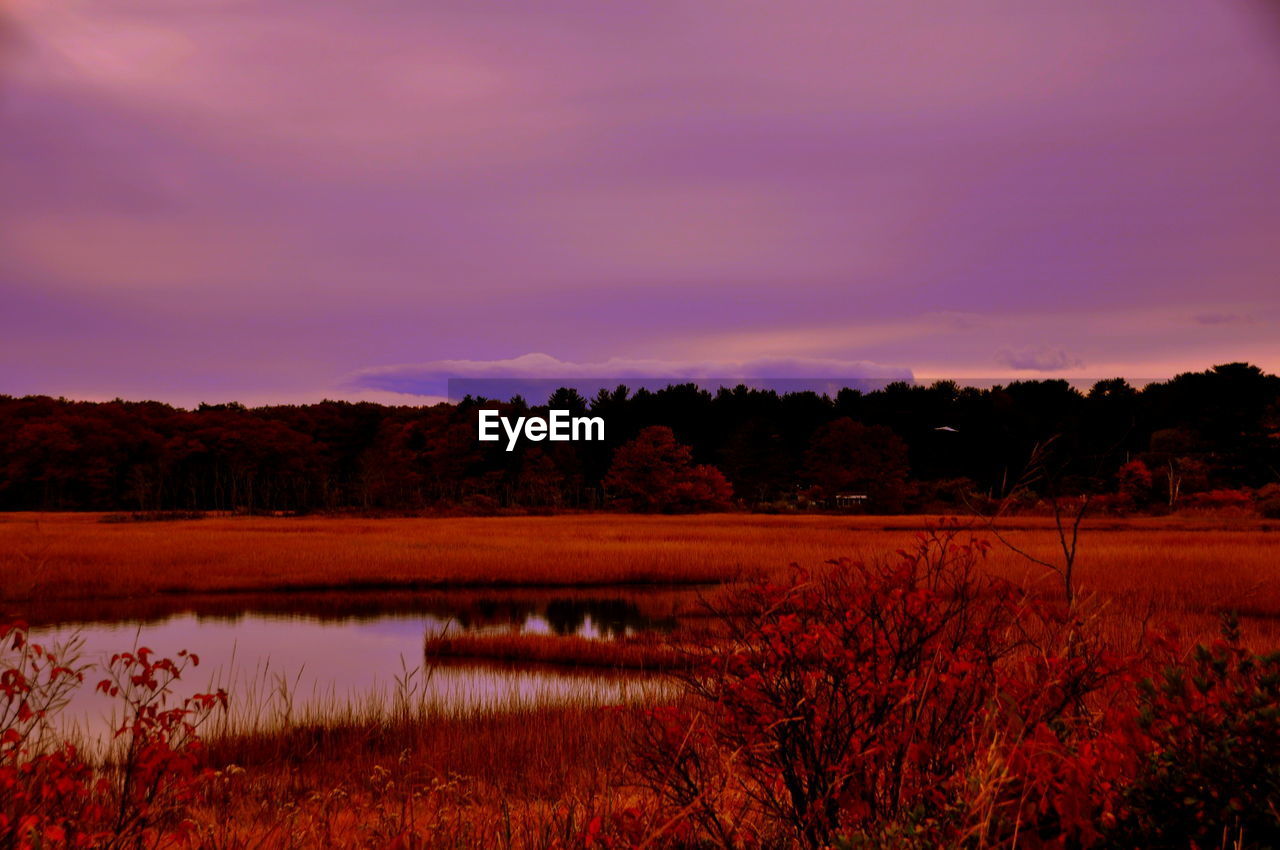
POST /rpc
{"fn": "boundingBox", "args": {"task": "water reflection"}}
[20,588,695,632]
[449,597,678,637]
[24,592,688,746]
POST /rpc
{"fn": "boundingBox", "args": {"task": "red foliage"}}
[627,524,1108,847]
[1,621,226,849]
[623,524,1280,849]
[1115,460,1153,505]
[1114,617,1280,847]
[605,427,733,512]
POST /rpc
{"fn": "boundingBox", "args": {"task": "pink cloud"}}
[2,0,1279,403]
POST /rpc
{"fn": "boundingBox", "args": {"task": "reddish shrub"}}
[1115,460,1154,508]
[623,524,1280,849]
[1179,488,1256,514]
[1112,616,1280,848]
[0,621,100,848]
[1255,482,1280,519]
[628,523,1133,849]
[1,621,226,848]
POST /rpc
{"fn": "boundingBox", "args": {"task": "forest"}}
[1,362,1277,515]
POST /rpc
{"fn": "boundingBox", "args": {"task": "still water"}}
[24,591,689,743]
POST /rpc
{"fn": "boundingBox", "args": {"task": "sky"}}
[2,0,1279,406]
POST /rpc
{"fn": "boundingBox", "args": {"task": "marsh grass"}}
[10,635,672,848]
[5,512,1280,648]
[186,662,670,849]
[424,632,688,670]
[7,512,1280,847]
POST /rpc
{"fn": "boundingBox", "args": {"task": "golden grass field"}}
[3,511,1279,646]
[191,702,645,848]
[6,511,1280,847]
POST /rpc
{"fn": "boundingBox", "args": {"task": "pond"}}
[21,589,699,745]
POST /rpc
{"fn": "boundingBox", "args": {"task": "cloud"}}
[3,0,1280,403]
[348,353,913,398]
[994,347,1084,372]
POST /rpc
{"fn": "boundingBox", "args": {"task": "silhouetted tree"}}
[802,418,910,510]
[0,361,1277,514]
[605,426,733,512]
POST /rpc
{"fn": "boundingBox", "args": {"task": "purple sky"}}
[3,0,1279,406]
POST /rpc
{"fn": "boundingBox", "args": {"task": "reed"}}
[5,512,1280,647]
[7,513,1280,847]
[424,632,686,671]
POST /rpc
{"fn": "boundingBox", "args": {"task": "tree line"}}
[1,362,1277,514]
